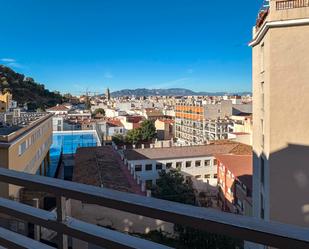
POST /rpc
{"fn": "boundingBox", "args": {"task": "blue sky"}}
[0,0,262,94]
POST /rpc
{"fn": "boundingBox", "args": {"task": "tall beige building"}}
[250,0,309,229]
[0,112,53,199]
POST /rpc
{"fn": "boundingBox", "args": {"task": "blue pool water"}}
[48,132,99,177]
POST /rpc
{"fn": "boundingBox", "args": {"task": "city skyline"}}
[0,0,262,94]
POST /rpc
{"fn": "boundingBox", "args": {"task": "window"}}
[261,43,265,73]
[145,164,152,171]
[204,160,210,166]
[214,173,218,179]
[185,161,191,168]
[146,180,153,190]
[261,82,264,111]
[204,174,211,179]
[176,162,182,170]
[156,163,163,170]
[195,175,201,179]
[195,160,201,167]
[261,157,265,185]
[135,165,142,172]
[19,141,27,156]
[213,159,218,165]
[166,163,172,169]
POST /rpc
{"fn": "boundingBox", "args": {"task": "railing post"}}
[32,198,40,242]
[56,196,68,249]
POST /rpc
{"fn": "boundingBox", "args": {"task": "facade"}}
[0,113,53,198]
[123,142,250,193]
[52,116,64,131]
[228,114,253,145]
[250,0,309,229]
[175,101,233,145]
[216,154,253,216]
[0,92,12,112]
[155,119,174,140]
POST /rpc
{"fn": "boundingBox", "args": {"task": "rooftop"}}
[74,146,141,194]
[46,104,69,112]
[124,142,251,161]
[0,112,52,141]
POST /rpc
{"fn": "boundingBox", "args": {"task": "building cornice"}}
[249,18,309,47]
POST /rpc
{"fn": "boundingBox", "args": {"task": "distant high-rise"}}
[250,0,309,228]
[105,88,111,100]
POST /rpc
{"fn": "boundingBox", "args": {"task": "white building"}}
[123,143,247,193]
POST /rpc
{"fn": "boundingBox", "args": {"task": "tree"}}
[112,134,124,146]
[152,170,195,205]
[93,108,105,116]
[125,128,142,145]
[152,170,243,249]
[140,120,156,142]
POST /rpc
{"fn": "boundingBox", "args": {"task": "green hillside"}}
[0,65,63,110]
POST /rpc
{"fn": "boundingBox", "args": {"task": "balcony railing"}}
[276,0,309,10]
[0,167,309,249]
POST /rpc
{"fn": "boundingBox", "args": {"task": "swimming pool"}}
[48,131,100,177]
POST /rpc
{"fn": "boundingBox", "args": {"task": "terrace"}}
[0,112,52,142]
[276,0,309,10]
[0,167,308,249]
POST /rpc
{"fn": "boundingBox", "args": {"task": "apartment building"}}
[175,100,234,145]
[123,142,251,194]
[228,114,253,145]
[0,112,53,198]
[216,154,253,216]
[250,0,309,229]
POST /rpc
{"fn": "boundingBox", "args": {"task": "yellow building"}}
[250,0,309,229]
[0,92,12,112]
[0,113,53,199]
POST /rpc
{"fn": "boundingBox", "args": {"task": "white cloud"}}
[1,58,16,63]
[1,58,24,69]
[104,72,113,79]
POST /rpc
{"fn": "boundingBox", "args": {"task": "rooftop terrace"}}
[0,112,52,142]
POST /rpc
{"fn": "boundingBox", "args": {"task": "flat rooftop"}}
[74,146,142,194]
[0,112,52,142]
[124,142,252,161]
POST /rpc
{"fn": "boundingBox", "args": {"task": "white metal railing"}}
[0,168,308,249]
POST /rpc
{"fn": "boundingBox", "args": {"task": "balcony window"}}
[135,165,142,172]
[156,163,163,170]
[166,162,172,169]
[186,161,192,168]
[145,164,152,171]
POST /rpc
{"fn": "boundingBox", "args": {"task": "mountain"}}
[0,65,64,110]
[111,88,251,97]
